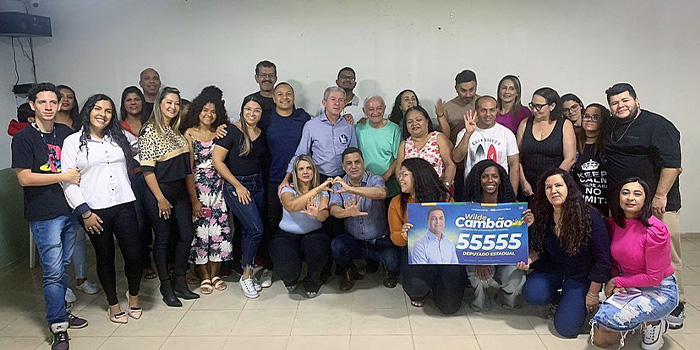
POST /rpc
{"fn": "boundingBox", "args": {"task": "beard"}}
[616,105,640,123]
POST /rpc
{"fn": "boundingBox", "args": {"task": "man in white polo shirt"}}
[453,95,520,194]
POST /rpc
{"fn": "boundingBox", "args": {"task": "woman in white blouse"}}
[61,94,143,324]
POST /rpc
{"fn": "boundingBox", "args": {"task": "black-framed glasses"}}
[529,102,548,111]
[563,104,581,114]
[338,74,356,81]
[582,114,601,122]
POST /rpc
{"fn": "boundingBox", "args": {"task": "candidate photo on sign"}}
[411,206,458,264]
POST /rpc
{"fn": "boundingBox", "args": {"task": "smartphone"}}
[201,208,212,218]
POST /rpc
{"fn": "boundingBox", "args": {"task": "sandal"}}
[200,279,214,295]
[211,276,227,291]
[107,307,128,324]
[143,267,157,280]
[125,292,143,319]
[410,299,425,308]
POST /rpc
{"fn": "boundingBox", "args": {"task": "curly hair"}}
[463,159,515,203]
[530,167,591,256]
[78,94,134,172]
[399,158,450,214]
[179,92,228,133]
[609,177,653,229]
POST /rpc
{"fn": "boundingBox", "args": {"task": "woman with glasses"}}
[516,87,576,201]
[562,93,585,135]
[572,103,610,215]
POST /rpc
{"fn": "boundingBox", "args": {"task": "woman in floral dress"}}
[183,92,232,294]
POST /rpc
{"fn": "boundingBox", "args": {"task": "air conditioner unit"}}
[0,11,51,37]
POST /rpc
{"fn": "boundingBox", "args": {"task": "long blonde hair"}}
[291,155,320,197]
[143,86,183,137]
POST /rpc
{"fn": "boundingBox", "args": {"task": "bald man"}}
[139,68,161,120]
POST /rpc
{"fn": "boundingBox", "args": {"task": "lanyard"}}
[32,122,57,157]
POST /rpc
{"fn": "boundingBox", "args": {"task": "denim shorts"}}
[590,274,678,332]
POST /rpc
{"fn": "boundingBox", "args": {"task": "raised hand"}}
[344,196,368,217]
[301,197,320,219]
[333,176,351,193]
[464,109,477,134]
[435,98,446,118]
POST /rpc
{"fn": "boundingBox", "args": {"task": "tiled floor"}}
[1,235,700,350]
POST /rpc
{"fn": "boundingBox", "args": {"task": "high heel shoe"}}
[159,280,182,307]
[126,291,143,319]
[172,274,200,300]
[107,307,128,324]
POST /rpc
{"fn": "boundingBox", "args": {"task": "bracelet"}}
[82,212,93,220]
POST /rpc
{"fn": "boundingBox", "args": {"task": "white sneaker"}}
[252,276,262,292]
[642,319,668,350]
[239,277,259,298]
[65,287,76,304]
[75,279,99,295]
[259,269,273,288]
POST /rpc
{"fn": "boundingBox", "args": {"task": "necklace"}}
[611,114,640,143]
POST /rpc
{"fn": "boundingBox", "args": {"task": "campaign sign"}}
[407,202,528,265]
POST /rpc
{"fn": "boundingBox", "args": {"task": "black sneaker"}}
[49,322,70,350]
[67,312,88,329]
[665,303,684,330]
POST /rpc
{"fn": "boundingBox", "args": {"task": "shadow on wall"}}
[0,168,29,269]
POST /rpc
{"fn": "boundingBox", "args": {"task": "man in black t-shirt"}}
[244,60,277,130]
[11,83,88,350]
[602,82,685,328]
[139,68,161,122]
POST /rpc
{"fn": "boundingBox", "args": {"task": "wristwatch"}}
[444,181,451,188]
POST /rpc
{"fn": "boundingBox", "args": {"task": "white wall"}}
[1,0,699,232]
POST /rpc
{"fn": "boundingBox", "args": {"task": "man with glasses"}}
[602,83,685,330]
[245,60,278,130]
[318,67,363,124]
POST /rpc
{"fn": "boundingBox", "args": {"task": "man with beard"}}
[453,95,520,193]
[245,60,277,130]
[602,82,685,328]
[437,69,479,200]
[139,68,161,120]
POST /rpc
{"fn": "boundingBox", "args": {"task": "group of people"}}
[9,61,684,350]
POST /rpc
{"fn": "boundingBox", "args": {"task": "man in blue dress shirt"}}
[329,148,401,291]
[411,207,458,264]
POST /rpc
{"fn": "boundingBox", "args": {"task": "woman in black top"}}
[212,95,268,299]
[516,87,576,201]
[139,87,199,307]
[517,168,611,338]
[572,103,610,215]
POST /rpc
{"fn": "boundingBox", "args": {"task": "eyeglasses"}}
[563,105,580,114]
[257,73,276,79]
[338,74,355,81]
[582,114,601,122]
[528,102,549,111]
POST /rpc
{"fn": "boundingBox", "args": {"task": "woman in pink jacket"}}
[590,177,678,350]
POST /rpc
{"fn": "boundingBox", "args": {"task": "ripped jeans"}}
[591,274,678,332]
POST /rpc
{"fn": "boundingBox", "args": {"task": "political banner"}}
[406,202,528,265]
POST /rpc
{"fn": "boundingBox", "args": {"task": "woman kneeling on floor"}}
[590,178,679,350]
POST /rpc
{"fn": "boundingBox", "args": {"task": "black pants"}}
[269,229,329,292]
[261,180,283,270]
[454,166,465,202]
[401,247,466,315]
[130,172,153,268]
[84,202,142,305]
[144,179,195,280]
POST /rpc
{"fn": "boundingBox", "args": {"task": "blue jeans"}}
[223,174,264,269]
[522,272,589,338]
[331,234,401,272]
[30,215,76,325]
[591,274,678,332]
